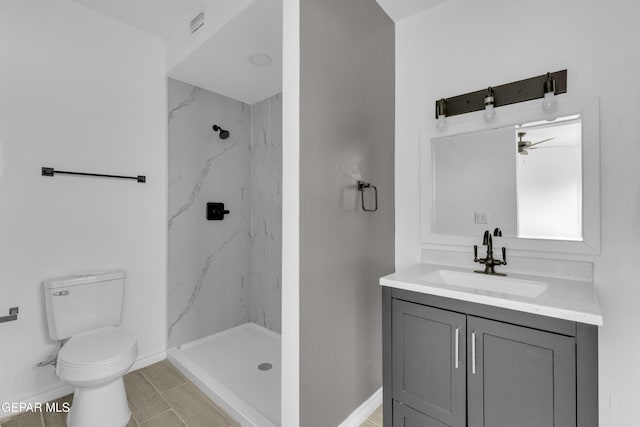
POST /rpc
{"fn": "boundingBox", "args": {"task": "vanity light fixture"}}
[542,72,557,113]
[436,98,447,131]
[483,87,496,123]
[433,70,567,124]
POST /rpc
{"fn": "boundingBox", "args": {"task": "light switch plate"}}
[474,212,488,224]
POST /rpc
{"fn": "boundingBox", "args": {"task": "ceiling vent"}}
[190,12,205,35]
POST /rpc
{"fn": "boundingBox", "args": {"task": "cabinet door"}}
[467,316,576,427]
[392,300,466,427]
[393,401,450,427]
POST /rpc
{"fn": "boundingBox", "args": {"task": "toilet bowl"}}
[57,326,138,427]
[43,271,138,427]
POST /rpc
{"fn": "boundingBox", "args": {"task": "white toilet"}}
[44,271,138,427]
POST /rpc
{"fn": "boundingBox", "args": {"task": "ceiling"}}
[72,0,207,39]
[169,0,282,104]
[375,0,447,22]
[70,0,443,103]
[72,0,282,104]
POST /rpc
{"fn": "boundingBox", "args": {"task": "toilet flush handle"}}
[52,290,69,296]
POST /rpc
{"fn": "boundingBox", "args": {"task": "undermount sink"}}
[419,269,547,298]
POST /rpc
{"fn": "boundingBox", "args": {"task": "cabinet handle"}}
[454,327,460,369]
[471,331,477,375]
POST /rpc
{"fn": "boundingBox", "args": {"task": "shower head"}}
[212,124,230,140]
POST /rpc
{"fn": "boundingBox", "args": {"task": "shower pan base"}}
[168,322,281,427]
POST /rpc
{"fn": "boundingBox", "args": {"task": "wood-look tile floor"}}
[360,405,383,427]
[0,360,239,427]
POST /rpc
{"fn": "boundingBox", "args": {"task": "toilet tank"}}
[43,270,125,340]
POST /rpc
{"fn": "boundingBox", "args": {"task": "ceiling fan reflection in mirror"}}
[517,131,555,155]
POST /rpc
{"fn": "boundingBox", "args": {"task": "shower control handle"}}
[207,202,230,221]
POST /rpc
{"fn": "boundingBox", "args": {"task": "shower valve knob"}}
[206,202,230,220]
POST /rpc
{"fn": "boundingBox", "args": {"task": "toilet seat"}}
[59,326,137,367]
[57,326,138,387]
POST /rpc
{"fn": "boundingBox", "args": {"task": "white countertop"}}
[380,263,603,326]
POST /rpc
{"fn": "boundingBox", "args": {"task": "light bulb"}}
[542,91,557,112]
[483,87,496,123]
[484,104,496,122]
[541,73,557,113]
[435,98,447,131]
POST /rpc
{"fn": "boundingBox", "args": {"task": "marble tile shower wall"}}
[168,79,252,348]
[250,94,283,333]
[168,78,282,348]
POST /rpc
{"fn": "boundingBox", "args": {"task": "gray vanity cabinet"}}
[392,300,466,427]
[466,316,576,427]
[383,287,598,427]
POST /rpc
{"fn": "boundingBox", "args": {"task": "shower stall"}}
[166,78,282,427]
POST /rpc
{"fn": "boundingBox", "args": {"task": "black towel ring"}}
[357,180,378,212]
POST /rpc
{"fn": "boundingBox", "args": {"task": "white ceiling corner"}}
[375,0,447,22]
[71,0,204,39]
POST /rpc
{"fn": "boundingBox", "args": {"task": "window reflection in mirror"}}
[515,115,582,241]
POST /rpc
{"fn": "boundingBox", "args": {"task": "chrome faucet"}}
[473,228,507,276]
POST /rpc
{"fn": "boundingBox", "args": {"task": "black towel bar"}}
[42,167,146,183]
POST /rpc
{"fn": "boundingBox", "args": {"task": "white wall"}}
[0,0,167,406]
[281,0,300,424]
[395,0,640,425]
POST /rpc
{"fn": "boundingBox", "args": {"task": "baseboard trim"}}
[338,387,382,427]
[0,350,167,421]
[130,350,167,372]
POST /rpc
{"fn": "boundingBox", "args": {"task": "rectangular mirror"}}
[421,98,599,255]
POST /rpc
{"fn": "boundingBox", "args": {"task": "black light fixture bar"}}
[434,69,567,118]
[42,167,146,183]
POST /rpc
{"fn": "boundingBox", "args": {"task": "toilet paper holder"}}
[0,307,18,324]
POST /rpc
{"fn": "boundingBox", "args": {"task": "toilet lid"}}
[59,326,137,368]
